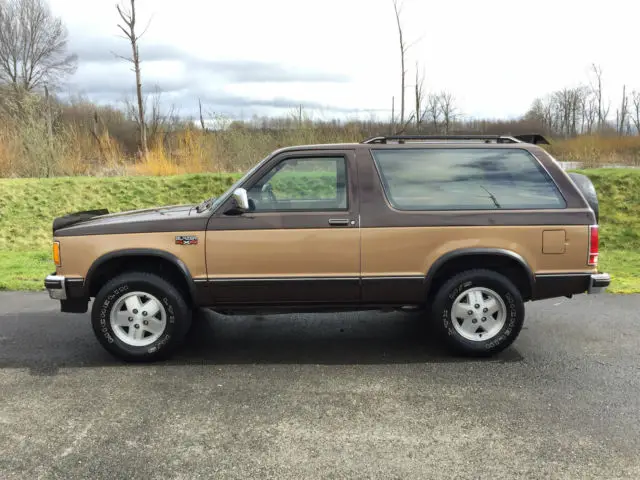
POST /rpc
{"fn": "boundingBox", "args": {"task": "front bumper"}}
[588,272,611,294]
[45,274,67,300]
[44,274,89,313]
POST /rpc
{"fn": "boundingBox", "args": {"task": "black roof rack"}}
[361,134,550,145]
[511,134,550,145]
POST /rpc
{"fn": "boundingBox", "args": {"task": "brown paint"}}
[49,139,603,308]
[54,205,210,237]
[533,274,591,300]
[209,277,361,305]
[360,276,425,304]
[354,145,596,229]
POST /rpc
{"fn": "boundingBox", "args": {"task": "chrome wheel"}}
[450,287,506,342]
[109,291,167,347]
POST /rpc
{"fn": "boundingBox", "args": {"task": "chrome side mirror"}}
[232,188,250,211]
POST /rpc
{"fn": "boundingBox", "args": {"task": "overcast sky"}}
[49,0,640,122]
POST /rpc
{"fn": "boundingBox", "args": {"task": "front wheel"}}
[431,269,525,356]
[91,272,192,362]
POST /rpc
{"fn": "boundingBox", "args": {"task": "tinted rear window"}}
[371,148,566,211]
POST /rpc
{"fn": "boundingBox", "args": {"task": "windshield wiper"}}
[480,185,501,209]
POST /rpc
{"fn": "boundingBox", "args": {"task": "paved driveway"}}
[1,292,639,479]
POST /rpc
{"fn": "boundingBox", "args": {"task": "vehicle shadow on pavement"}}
[0,309,524,376]
[171,309,524,366]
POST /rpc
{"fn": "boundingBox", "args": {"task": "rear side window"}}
[371,148,566,211]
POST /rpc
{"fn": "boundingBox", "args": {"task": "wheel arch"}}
[85,249,197,303]
[424,248,535,301]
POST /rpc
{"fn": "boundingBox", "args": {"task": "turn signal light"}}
[53,241,61,267]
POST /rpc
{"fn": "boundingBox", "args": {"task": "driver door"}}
[205,150,360,306]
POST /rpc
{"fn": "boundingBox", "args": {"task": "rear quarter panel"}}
[361,225,595,276]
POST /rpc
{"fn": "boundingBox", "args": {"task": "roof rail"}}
[511,134,550,145]
[361,134,550,145]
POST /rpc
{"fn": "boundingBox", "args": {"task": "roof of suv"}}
[272,134,551,154]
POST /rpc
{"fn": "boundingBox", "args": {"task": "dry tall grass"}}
[546,135,640,167]
[2,91,640,178]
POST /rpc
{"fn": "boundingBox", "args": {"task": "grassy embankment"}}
[0,169,638,293]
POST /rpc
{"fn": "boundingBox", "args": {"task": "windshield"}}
[196,156,269,213]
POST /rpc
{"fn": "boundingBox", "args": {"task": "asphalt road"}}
[1,292,640,479]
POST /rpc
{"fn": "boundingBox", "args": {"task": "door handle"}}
[328,218,350,226]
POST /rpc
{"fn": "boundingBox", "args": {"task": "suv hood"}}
[53,204,208,237]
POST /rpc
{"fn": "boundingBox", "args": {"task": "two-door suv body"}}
[45,134,610,361]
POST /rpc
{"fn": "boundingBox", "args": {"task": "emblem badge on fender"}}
[175,235,198,245]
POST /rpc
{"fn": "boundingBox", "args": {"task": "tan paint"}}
[55,225,594,282]
[361,225,596,276]
[54,232,207,279]
[542,230,567,254]
[206,229,360,278]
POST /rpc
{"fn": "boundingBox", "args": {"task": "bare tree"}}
[391,0,407,127]
[414,62,425,131]
[115,0,151,156]
[590,63,610,131]
[390,95,395,134]
[525,98,547,130]
[425,93,441,133]
[147,85,172,144]
[438,91,457,134]
[198,98,206,131]
[632,91,640,135]
[0,0,77,92]
[553,89,570,137]
[581,91,597,135]
[552,87,585,137]
[616,84,629,135]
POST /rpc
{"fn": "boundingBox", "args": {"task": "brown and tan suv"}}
[44,134,610,362]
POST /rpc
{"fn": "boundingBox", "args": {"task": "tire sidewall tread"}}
[91,272,191,362]
[433,269,525,356]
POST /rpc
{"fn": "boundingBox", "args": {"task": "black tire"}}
[431,269,525,357]
[568,172,599,222]
[91,272,192,362]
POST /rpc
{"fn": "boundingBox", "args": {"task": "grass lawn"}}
[0,168,638,293]
[0,250,53,291]
[598,250,640,294]
[0,173,240,251]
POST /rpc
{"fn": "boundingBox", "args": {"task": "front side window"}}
[246,156,348,212]
[371,148,566,211]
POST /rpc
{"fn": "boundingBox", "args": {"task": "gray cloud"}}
[71,37,350,84]
[198,93,335,110]
[63,36,369,119]
[63,83,379,118]
[68,72,188,96]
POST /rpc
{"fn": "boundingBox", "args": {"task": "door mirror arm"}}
[225,188,250,215]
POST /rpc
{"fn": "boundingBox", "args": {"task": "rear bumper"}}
[44,274,89,313]
[588,273,611,294]
[533,272,610,300]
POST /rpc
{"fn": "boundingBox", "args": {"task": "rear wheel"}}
[91,272,192,362]
[431,269,525,356]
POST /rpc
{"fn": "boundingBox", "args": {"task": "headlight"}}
[53,241,61,267]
